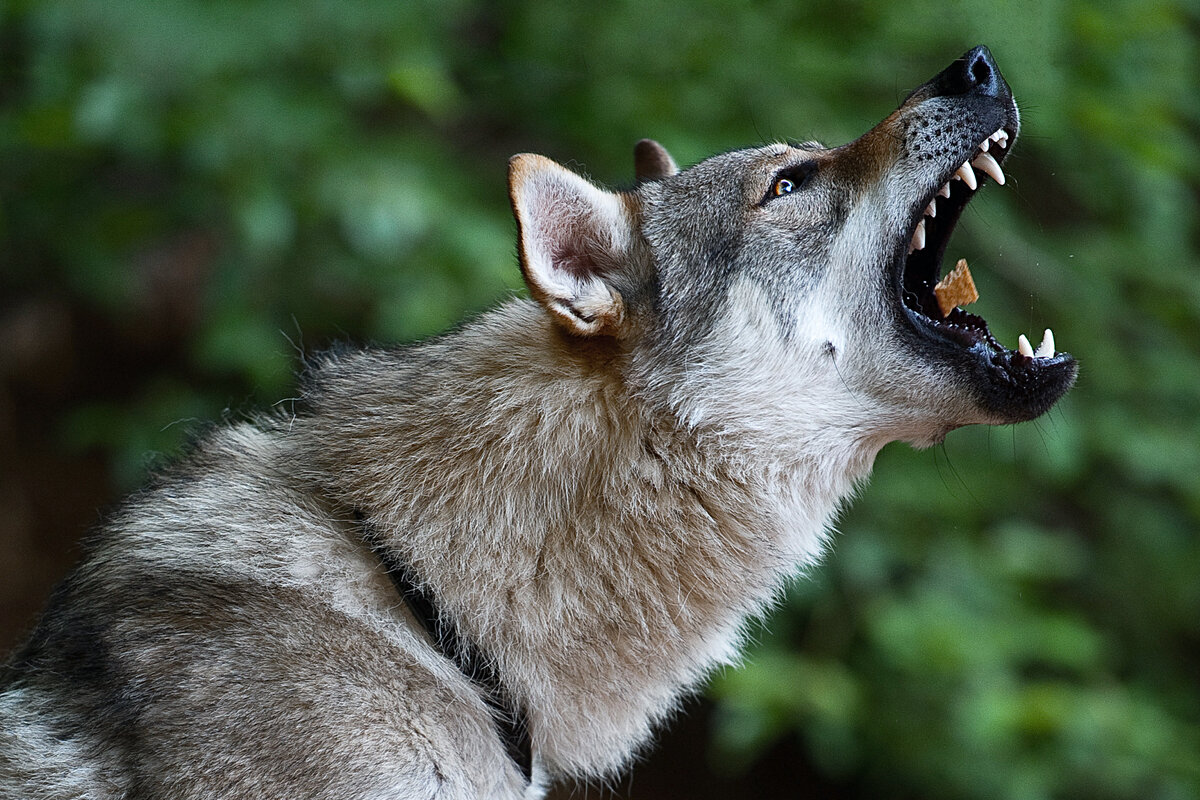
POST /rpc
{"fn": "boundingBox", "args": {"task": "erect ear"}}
[508,154,633,337]
[634,139,678,182]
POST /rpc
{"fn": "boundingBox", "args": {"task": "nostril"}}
[956,46,1002,98]
[970,56,991,88]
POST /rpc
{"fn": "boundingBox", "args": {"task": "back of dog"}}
[0,417,527,799]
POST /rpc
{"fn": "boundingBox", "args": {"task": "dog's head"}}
[509,47,1076,449]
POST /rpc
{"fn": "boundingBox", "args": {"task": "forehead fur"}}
[629,143,853,351]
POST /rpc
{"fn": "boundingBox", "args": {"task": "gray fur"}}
[1,49,1073,799]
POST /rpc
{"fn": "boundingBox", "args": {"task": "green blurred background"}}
[1,1,1198,798]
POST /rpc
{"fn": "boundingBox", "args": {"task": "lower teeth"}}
[1018,329,1057,358]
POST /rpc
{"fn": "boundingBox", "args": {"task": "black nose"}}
[948,45,1003,97]
[909,45,1011,104]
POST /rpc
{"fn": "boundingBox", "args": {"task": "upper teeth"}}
[972,151,1005,185]
[912,218,926,250]
[956,161,978,190]
[904,127,1060,361]
[909,127,1009,253]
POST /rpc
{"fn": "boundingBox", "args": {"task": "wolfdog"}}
[1,46,1075,798]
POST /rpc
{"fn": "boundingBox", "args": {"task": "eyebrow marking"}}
[786,139,826,151]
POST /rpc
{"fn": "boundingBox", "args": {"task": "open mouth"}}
[880,45,1076,423]
[897,126,1064,367]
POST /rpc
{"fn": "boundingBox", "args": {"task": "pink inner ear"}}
[527,181,603,279]
[550,241,594,278]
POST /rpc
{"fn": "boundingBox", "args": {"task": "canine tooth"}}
[1035,328,1055,358]
[1018,334,1034,358]
[956,161,978,191]
[972,151,1005,185]
[911,219,926,250]
[939,183,951,199]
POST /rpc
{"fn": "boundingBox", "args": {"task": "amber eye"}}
[763,161,818,205]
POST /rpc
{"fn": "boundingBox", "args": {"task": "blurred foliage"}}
[2,0,1198,798]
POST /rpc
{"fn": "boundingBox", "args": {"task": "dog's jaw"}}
[861,46,1078,430]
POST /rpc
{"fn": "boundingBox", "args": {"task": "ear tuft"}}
[634,139,678,182]
[508,154,632,337]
